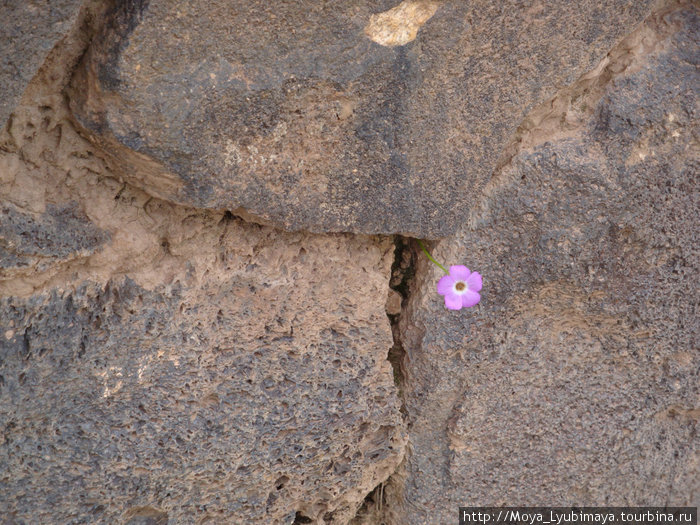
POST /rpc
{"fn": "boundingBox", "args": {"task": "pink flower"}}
[437,265,482,310]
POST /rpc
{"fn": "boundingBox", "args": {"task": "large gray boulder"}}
[68,0,653,237]
[392,5,699,522]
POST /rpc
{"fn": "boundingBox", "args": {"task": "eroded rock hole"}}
[275,475,289,490]
[351,481,390,525]
[293,511,313,524]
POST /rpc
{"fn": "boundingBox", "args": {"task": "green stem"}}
[417,240,449,275]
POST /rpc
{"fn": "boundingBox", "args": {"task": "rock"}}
[385,289,403,316]
[68,0,653,236]
[0,202,108,278]
[3,0,697,522]
[0,0,85,127]
[0,223,406,524]
[393,4,699,521]
[0,80,405,523]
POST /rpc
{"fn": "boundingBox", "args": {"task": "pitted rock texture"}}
[0,0,85,127]
[0,202,108,277]
[0,228,405,524]
[0,64,405,523]
[69,0,653,237]
[2,0,699,523]
[391,5,699,522]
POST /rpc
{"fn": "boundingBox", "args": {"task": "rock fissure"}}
[349,235,440,524]
[386,235,418,395]
[346,235,427,524]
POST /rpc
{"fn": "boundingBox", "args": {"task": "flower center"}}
[455,281,466,291]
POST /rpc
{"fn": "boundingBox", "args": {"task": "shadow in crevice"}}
[386,235,417,403]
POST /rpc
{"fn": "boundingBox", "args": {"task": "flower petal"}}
[466,271,482,292]
[437,274,455,296]
[461,290,481,308]
[444,292,463,310]
[449,265,470,281]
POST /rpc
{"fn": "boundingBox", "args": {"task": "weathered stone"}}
[392,4,698,522]
[1,69,405,523]
[0,0,85,127]
[0,202,108,278]
[3,0,698,521]
[69,0,653,236]
[0,225,405,524]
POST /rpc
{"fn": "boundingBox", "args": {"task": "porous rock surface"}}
[0,201,108,278]
[1,0,698,524]
[0,0,85,127]
[1,231,405,524]
[68,0,653,236]
[0,36,405,524]
[391,5,699,523]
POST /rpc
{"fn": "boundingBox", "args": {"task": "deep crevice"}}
[386,235,417,403]
[349,454,410,525]
[349,235,424,524]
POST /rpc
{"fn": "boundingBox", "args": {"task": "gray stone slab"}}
[0,229,406,523]
[68,0,653,236]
